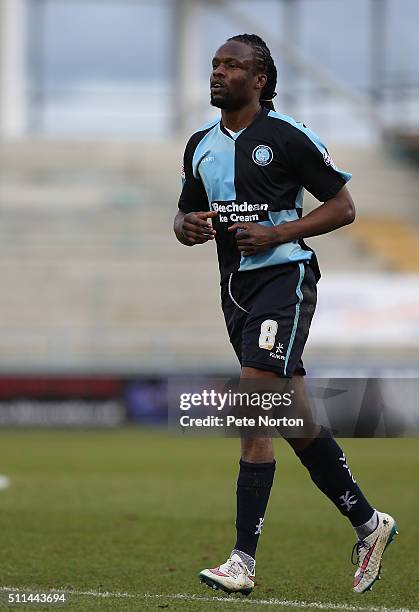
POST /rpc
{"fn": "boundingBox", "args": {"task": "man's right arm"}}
[174,209,217,246]
[174,135,217,246]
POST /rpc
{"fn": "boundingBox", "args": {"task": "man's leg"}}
[285,376,397,593]
[231,437,275,574]
[285,376,376,528]
[233,367,277,568]
[199,367,277,594]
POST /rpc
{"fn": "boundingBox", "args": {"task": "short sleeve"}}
[178,137,209,213]
[285,126,352,202]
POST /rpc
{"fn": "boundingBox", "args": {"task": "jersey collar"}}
[219,106,268,140]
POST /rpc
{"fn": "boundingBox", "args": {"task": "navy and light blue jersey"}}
[178,107,351,282]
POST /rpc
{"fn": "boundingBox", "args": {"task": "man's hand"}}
[228,185,356,256]
[174,210,217,246]
[228,222,281,257]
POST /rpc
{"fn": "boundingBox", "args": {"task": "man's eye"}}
[228,63,237,68]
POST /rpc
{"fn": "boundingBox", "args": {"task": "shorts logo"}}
[275,342,284,355]
[270,341,285,361]
[259,319,278,350]
[252,145,273,166]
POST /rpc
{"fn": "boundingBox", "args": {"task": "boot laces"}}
[351,539,370,566]
[224,558,247,578]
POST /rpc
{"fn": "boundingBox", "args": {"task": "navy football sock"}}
[295,428,374,527]
[234,459,276,560]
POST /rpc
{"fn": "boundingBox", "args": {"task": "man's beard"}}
[210,92,243,111]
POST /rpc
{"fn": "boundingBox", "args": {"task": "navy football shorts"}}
[221,262,317,378]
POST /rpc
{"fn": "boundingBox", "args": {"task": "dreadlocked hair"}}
[228,33,277,110]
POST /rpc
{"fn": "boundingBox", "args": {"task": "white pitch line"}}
[0,587,417,612]
[145,594,418,612]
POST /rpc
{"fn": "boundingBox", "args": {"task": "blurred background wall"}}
[0,0,419,423]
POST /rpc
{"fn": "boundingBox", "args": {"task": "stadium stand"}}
[0,140,418,373]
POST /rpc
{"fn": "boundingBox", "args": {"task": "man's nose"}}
[213,63,226,77]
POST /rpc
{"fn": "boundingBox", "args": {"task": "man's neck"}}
[221,102,262,132]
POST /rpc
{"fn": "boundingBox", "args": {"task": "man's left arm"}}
[229,126,355,257]
[229,185,355,257]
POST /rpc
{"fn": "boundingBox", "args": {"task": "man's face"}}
[210,41,264,111]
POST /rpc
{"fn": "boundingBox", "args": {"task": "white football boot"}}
[199,552,254,595]
[352,511,398,593]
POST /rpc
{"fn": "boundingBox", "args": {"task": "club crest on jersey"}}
[252,145,273,166]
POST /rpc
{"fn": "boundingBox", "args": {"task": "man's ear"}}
[255,73,267,91]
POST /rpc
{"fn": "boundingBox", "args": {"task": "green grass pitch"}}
[0,429,417,611]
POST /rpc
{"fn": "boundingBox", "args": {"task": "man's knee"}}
[241,437,274,462]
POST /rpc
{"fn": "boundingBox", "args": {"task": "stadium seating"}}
[0,140,418,373]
